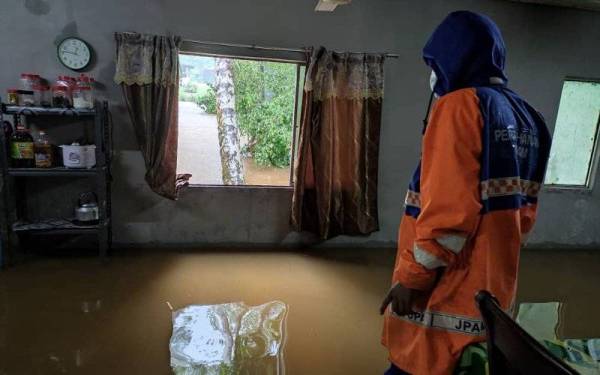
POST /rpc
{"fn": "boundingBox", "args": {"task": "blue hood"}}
[423,11,508,96]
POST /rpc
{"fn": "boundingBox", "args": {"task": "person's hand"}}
[379,283,416,316]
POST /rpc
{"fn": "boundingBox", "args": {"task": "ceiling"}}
[508,0,600,11]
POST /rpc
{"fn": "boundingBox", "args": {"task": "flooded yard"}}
[177,101,291,187]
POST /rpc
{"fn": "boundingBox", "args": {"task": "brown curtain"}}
[291,47,385,239]
[114,32,190,200]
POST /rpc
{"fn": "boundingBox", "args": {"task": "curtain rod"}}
[183,38,400,58]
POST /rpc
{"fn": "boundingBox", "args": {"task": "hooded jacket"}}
[382,11,551,374]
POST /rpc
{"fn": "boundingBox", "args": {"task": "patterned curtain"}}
[114,32,190,200]
[292,47,386,239]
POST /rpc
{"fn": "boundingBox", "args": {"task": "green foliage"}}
[232,60,296,168]
[195,86,217,114]
[179,91,195,103]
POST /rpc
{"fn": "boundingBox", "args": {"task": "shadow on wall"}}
[24,0,51,15]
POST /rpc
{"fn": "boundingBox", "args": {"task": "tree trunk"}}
[215,58,244,185]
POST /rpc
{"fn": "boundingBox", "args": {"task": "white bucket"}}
[60,144,96,169]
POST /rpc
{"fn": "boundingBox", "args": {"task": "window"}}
[545,78,600,189]
[177,52,305,187]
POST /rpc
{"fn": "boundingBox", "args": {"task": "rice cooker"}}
[60,143,96,168]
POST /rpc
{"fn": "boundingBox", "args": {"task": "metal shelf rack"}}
[0,102,112,266]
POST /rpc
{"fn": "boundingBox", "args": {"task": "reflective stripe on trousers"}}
[390,309,486,337]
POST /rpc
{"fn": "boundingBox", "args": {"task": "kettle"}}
[75,192,99,225]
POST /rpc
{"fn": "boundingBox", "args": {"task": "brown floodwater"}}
[243,159,291,187]
[0,248,598,374]
[0,249,393,375]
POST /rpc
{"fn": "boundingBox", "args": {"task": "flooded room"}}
[0,0,599,374]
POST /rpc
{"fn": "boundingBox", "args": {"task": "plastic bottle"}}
[34,131,53,168]
[73,85,93,109]
[10,118,35,168]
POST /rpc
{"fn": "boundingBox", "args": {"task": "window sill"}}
[542,185,594,195]
[186,184,294,191]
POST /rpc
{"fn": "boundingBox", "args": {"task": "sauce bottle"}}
[34,131,53,168]
[10,117,35,168]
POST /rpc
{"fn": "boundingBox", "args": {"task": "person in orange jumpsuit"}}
[380,11,551,375]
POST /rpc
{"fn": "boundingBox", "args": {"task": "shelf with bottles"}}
[2,105,96,117]
[3,111,101,172]
[5,72,96,111]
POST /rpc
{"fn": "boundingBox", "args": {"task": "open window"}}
[177,46,306,187]
[544,78,600,190]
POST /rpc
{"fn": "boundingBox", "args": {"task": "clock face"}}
[57,38,91,71]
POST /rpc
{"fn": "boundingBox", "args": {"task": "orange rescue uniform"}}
[382,88,542,374]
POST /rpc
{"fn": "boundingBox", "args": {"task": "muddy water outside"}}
[0,248,599,374]
[177,101,291,187]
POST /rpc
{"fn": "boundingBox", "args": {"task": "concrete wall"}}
[0,0,599,248]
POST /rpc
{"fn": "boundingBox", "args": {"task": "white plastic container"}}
[73,86,94,109]
[60,144,96,169]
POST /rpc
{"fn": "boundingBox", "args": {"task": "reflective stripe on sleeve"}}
[480,177,541,200]
[436,234,467,254]
[391,309,486,337]
[405,190,421,208]
[413,244,447,269]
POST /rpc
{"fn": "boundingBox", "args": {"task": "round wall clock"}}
[57,37,92,71]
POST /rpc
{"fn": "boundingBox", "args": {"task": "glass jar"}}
[18,90,35,106]
[56,75,70,88]
[52,85,72,108]
[20,73,33,91]
[31,74,41,88]
[32,85,42,107]
[66,76,78,92]
[39,86,52,107]
[54,77,72,107]
[73,86,93,109]
[7,89,19,105]
[19,73,40,91]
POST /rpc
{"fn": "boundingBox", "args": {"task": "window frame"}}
[178,41,307,189]
[544,76,600,193]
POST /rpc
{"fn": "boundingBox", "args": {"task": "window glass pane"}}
[177,54,302,186]
[545,80,600,186]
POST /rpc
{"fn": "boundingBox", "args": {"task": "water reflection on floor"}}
[0,248,599,374]
[170,301,287,374]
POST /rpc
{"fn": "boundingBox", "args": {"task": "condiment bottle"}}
[34,131,53,168]
[6,89,19,105]
[10,117,35,168]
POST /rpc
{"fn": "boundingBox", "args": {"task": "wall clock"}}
[57,37,91,71]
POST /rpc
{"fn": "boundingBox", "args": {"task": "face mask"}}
[429,70,437,92]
